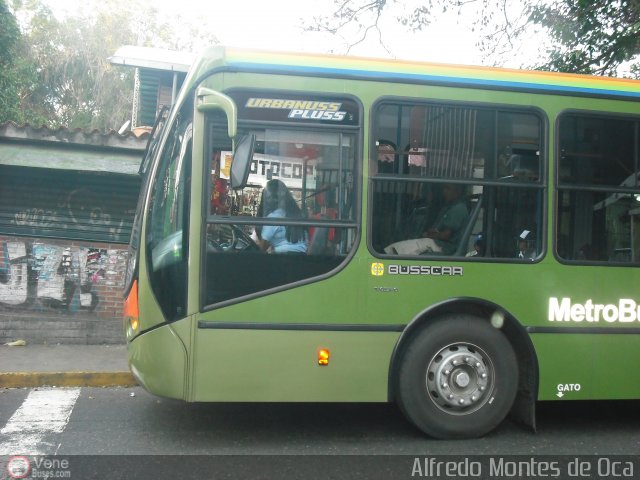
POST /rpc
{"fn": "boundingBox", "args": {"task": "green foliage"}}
[0,0,19,67]
[528,0,640,76]
[0,0,21,122]
[307,0,640,77]
[2,0,219,131]
[21,1,136,130]
[0,0,49,125]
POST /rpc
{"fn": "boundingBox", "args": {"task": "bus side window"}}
[371,102,543,260]
[146,98,193,321]
[557,114,640,264]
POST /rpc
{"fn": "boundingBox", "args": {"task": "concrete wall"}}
[0,235,128,344]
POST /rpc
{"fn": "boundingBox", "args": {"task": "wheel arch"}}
[388,297,539,431]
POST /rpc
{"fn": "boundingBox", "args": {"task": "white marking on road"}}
[0,388,80,455]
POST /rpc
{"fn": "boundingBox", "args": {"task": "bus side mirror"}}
[230,134,255,189]
[196,87,237,138]
[196,86,253,189]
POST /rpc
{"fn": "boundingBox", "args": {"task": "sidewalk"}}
[0,344,137,388]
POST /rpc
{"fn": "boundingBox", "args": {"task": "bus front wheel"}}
[396,315,518,439]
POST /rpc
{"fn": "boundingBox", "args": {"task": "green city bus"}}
[123,46,640,438]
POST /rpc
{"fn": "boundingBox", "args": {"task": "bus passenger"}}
[255,179,308,254]
[517,230,536,260]
[384,184,468,255]
[466,234,484,257]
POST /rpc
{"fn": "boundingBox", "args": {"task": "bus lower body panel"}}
[128,323,189,400]
[532,332,640,401]
[192,329,400,402]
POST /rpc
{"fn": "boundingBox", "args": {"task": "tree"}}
[306,0,640,77]
[16,0,138,129]
[0,0,22,123]
[304,0,531,63]
[6,0,219,130]
[0,0,50,125]
[529,0,640,76]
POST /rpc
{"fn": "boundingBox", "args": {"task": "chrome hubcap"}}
[426,343,494,415]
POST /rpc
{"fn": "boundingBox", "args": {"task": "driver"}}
[255,179,308,254]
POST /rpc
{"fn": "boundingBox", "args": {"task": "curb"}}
[0,371,137,388]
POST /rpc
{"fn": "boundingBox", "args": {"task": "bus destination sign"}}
[233,93,359,126]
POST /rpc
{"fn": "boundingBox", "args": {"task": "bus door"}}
[193,93,376,401]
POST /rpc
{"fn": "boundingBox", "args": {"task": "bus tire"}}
[396,315,518,439]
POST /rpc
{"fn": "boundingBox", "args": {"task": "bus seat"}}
[453,195,483,257]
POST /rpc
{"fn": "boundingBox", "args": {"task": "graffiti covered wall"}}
[0,123,147,344]
[0,235,128,344]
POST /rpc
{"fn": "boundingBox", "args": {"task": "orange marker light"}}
[318,348,330,366]
[124,280,139,334]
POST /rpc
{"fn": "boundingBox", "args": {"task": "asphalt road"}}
[1,387,638,478]
[1,386,639,454]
